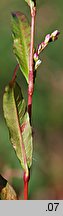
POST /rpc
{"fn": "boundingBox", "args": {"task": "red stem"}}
[23,7,36,200]
[23,171,30,200]
[28,7,36,124]
[24,179,28,200]
[9,64,19,87]
[12,64,19,83]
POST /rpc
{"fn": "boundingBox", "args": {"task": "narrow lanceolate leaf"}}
[0,175,17,200]
[11,12,31,83]
[25,0,36,10]
[3,82,33,176]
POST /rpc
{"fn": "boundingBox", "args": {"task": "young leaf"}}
[25,0,36,10]
[0,175,17,200]
[3,82,33,176]
[11,12,31,83]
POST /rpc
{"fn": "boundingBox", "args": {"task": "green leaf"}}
[11,12,31,83]
[25,0,36,10]
[0,175,17,200]
[3,82,33,176]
